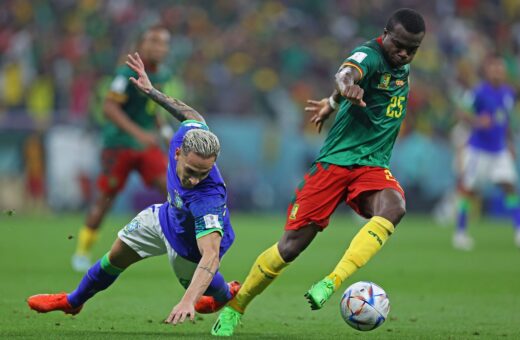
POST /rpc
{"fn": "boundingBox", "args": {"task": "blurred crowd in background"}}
[2,0,520,218]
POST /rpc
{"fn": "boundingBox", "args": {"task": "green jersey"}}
[103,64,171,149]
[316,38,410,168]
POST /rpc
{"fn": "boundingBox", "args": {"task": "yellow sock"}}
[75,226,99,256]
[229,243,289,313]
[328,216,395,289]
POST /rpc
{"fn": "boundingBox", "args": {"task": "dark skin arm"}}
[103,96,158,147]
[306,65,365,133]
[126,52,205,124]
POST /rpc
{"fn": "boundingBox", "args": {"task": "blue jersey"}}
[158,120,234,262]
[468,81,515,152]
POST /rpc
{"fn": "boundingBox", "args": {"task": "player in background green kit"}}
[211,8,425,336]
[72,25,172,272]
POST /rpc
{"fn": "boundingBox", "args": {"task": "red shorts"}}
[285,163,405,230]
[97,146,167,195]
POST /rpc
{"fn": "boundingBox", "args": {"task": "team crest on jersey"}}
[174,190,184,209]
[395,79,406,87]
[168,190,184,209]
[123,219,141,234]
[289,204,300,220]
[377,73,392,89]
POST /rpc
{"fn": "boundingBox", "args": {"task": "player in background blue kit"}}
[454,54,520,250]
[27,52,240,325]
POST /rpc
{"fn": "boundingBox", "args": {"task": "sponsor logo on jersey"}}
[348,52,368,63]
[395,79,406,87]
[378,73,391,89]
[289,204,299,220]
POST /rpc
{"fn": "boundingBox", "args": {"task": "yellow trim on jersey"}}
[106,91,128,103]
[341,62,364,80]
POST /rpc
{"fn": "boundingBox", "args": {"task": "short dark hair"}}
[386,8,425,34]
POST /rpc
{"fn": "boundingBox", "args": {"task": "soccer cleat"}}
[195,281,241,314]
[452,232,474,251]
[71,254,91,273]
[211,306,242,336]
[27,293,83,315]
[304,277,336,310]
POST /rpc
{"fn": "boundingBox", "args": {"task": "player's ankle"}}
[326,274,342,290]
[227,301,244,314]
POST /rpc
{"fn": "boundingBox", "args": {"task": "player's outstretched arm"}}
[125,52,205,123]
[164,232,222,325]
[335,65,366,107]
[306,89,340,133]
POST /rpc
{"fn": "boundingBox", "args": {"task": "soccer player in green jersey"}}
[211,8,425,336]
[72,25,172,272]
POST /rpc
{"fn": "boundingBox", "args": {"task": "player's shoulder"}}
[350,39,382,58]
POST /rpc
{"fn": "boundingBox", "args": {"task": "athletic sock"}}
[228,243,288,313]
[67,253,124,307]
[456,197,469,233]
[506,194,520,231]
[204,271,232,303]
[75,226,99,255]
[327,216,395,289]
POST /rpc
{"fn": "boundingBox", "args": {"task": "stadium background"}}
[3,0,520,216]
[1,1,520,339]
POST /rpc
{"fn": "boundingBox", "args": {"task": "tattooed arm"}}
[147,88,205,123]
[126,52,205,123]
[164,231,222,325]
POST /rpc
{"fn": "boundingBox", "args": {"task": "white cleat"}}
[515,231,520,249]
[71,254,91,273]
[453,232,474,251]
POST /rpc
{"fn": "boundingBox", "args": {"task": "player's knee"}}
[388,201,406,225]
[277,241,303,263]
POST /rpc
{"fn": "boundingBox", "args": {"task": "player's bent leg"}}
[306,189,403,310]
[212,226,319,336]
[229,226,319,313]
[67,239,139,309]
[29,239,138,315]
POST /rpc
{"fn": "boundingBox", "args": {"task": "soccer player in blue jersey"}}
[27,52,240,324]
[454,54,520,250]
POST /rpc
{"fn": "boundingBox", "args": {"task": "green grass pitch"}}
[1,212,520,339]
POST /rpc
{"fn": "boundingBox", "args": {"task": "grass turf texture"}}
[1,213,519,339]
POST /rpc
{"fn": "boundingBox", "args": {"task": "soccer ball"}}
[340,281,390,331]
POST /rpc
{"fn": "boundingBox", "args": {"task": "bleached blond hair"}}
[181,129,220,159]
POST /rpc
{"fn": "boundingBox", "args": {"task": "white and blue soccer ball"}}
[340,281,390,331]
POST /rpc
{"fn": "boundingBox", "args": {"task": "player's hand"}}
[306,98,335,133]
[340,84,366,107]
[136,131,159,147]
[165,300,196,325]
[126,52,153,94]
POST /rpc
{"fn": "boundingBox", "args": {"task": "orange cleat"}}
[194,281,241,314]
[27,293,83,315]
